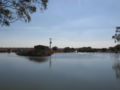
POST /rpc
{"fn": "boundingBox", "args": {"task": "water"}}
[0,53,120,90]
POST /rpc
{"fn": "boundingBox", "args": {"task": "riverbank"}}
[53,45,120,53]
[0,45,120,54]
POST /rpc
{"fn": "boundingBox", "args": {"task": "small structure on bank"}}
[34,45,49,50]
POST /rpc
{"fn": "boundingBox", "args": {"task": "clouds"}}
[0,0,119,47]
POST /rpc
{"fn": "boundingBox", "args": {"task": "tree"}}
[52,46,58,51]
[0,0,48,26]
[63,47,75,52]
[112,27,120,43]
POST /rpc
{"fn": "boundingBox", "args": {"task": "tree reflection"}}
[28,57,48,63]
[27,56,52,68]
[112,53,120,79]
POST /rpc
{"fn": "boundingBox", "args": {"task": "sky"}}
[0,0,120,48]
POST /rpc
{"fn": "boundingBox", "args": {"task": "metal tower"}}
[49,38,52,49]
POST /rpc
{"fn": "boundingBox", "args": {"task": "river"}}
[0,53,120,90]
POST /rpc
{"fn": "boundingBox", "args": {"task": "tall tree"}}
[0,0,48,26]
[113,27,120,43]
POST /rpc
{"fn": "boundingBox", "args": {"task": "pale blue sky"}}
[0,0,120,48]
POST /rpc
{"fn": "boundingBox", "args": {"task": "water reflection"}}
[1,53,120,89]
[27,56,52,68]
[112,53,120,79]
[28,56,49,63]
[48,56,51,68]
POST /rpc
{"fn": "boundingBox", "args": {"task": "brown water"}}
[0,53,120,90]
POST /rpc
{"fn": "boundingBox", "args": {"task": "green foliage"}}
[0,0,48,26]
[77,47,96,52]
[109,45,120,52]
[63,47,75,52]
[52,46,58,51]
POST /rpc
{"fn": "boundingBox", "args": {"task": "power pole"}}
[49,38,52,68]
[49,38,52,49]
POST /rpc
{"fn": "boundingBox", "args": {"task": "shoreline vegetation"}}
[52,45,120,53]
[16,45,54,56]
[0,44,120,56]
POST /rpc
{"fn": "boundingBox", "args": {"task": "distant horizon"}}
[0,44,117,49]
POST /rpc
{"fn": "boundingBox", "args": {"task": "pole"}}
[49,38,52,49]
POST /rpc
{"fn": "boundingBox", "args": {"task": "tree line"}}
[52,45,120,53]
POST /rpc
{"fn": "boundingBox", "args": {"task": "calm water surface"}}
[0,53,120,90]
